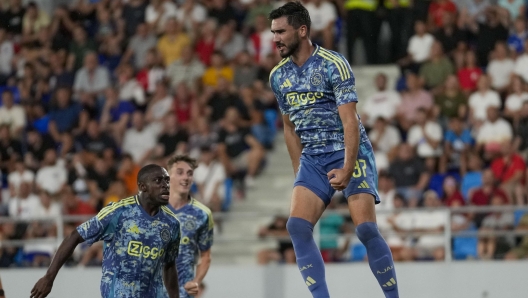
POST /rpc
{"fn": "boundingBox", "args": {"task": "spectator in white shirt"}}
[8,160,34,198]
[477,106,513,157]
[73,52,110,100]
[0,28,14,80]
[8,182,41,218]
[468,74,501,124]
[513,39,528,82]
[407,108,443,158]
[360,73,402,128]
[176,0,207,33]
[401,20,434,68]
[504,75,528,122]
[122,111,159,165]
[35,149,67,195]
[487,41,514,93]
[194,146,226,212]
[117,63,146,107]
[368,117,402,171]
[145,0,178,34]
[0,89,26,136]
[305,0,337,49]
[121,23,158,70]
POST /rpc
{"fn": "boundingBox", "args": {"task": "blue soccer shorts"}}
[294,142,381,206]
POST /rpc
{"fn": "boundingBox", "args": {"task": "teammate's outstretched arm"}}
[328,102,360,191]
[282,114,303,175]
[30,229,85,298]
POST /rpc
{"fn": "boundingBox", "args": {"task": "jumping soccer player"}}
[167,155,213,298]
[30,164,181,298]
[269,2,399,298]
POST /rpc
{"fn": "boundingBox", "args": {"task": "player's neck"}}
[169,193,191,210]
[291,40,314,67]
[138,194,160,216]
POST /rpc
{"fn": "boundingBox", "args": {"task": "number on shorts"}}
[352,159,367,178]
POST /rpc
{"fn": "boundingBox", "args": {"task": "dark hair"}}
[269,1,311,34]
[167,155,198,170]
[137,164,163,184]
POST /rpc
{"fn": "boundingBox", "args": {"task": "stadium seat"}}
[452,224,478,260]
[350,242,367,262]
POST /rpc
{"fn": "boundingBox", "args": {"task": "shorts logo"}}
[310,72,323,86]
[160,228,171,243]
[183,220,197,231]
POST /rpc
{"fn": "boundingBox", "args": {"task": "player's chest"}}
[118,219,174,248]
[176,213,200,239]
[278,65,329,108]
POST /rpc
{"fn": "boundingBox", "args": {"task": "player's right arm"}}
[30,229,85,298]
[269,70,303,176]
[31,202,122,298]
[283,114,303,176]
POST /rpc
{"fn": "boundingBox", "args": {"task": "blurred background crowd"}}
[0,0,527,268]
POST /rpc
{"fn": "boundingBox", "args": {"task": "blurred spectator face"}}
[145,50,158,67]
[255,14,268,32]
[211,53,225,68]
[84,53,98,71]
[430,41,443,58]
[39,191,52,208]
[467,153,483,171]
[443,177,457,196]
[136,23,148,37]
[10,0,21,8]
[494,42,508,59]
[445,75,458,90]
[87,120,100,138]
[414,21,426,36]
[62,186,77,208]
[132,111,145,130]
[196,117,209,133]
[73,27,87,43]
[378,174,393,192]
[423,191,441,207]
[98,8,111,23]
[94,158,108,174]
[397,143,413,160]
[164,18,178,35]
[237,52,252,66]
[105,88,118,104]
[43,148,57,165]
[0,125,9,140]
[500,141,513,156]
[2,91,13,108]
[216,77,229,92]
[482,169,495,186]
[477,75,490,91]
[373,117,387,131]
[18,182,31,198]
[0,28,6,41]
[200,147,215,163]
[393,194,405,208]
[448,117,463,134]
[486,106,499,122]
[56,88,71,108]
[224,107,239,124]
[405,72,419,90]
[375,74,387,91]
[202,19,217,36]
[521,101,528,116]
[240,86,253,100]
[442,12,455,27]
[490,194,504,206]
[164,114,177,130]
[465,50,477,67]
[119,64,134,81]
[514,17,525,33]
[511,76,523,93]
[175,82,189,99]
[415,109,427,125]
[27,4,38,19]
[213,0,227,8]
[181,46,193,63]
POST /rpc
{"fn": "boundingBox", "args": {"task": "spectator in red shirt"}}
[428,0,457,29]
[490,141,526,205]
[457,50,482,96]
[443,176,465,206]
[470,168,509,227]
[195,19,217,66]
[62,185,97,218]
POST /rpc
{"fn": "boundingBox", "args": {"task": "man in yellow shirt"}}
[157,18,191,66]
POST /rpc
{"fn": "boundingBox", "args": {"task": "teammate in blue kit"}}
[166,155,213,298]
[269,2,399,298]
[31,164,181,298]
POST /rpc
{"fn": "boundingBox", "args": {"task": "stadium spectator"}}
[457,50,482,95]
[513,39,528,82]
[145,0,178,35]
[361,73,402,128]
[8,182,40,218]
[157,17,191,67]
[72,52,110,101]
[122,23,157,71]
[486,41,514,95]
[476,106,513,158]
[504,75,528,123]
[257,215,295,264]
[490,141,526,205]
[434,75,467,127]
[117,63,146,108]
[234,51,259,88]
[8,160,34,198]
[478,194,515,259]
[442,176,465,206]
[407,108,443,160]
[247,14,275,63]
[117,154,140,196]
[122,111,158,165]
[135,48,166,95]
[439,117,473,174]
[166,45,205,92]
[0,89,26,137]
[99,88,135,145]
[389,143,430,201]
[514,102,528,159]
[304,0,337,50]
[194,146,226,212]
[507,16,527,56]
[154,113,189,162]
[419,40,455,94]
[345,0,381,64]
[468,75,501,125]
[397,71,434,131]
[504,213,528,259]
[368,117,402,170]
[35,149,67,196]
[400,20,434,70]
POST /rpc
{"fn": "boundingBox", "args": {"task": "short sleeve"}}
[197,214,214,252]
[270,73,288,115]
[76,203,121,245]
[164,221,181,264]
[324,52,358,106]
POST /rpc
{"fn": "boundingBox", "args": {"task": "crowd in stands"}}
[1,0,528,268]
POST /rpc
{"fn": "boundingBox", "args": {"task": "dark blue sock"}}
[287,217,330,298]
[356,222,399,298]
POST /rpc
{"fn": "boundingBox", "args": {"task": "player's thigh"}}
[290,186,326,225]
[347,193,377,225]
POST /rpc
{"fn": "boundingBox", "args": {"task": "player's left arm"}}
[163,222,181,298]
[326,53,360,190]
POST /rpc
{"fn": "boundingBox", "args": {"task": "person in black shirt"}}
[205,77,246,124]
[86,157,117,209]
[0,124,23,174]
[122,0,148,38]
[155,114,189,161]
[75,120,117,161]
[2,0,25,35]
[217,107,265,188]
[389,143,431,202]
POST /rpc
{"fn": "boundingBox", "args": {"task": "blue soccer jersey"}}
[168,198,214,298]
[270,45,370,155]
[76,196,181,298]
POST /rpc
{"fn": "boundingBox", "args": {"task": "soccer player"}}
[167,155,214,298]
[30,164,181,298]
[269,2,399,298]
